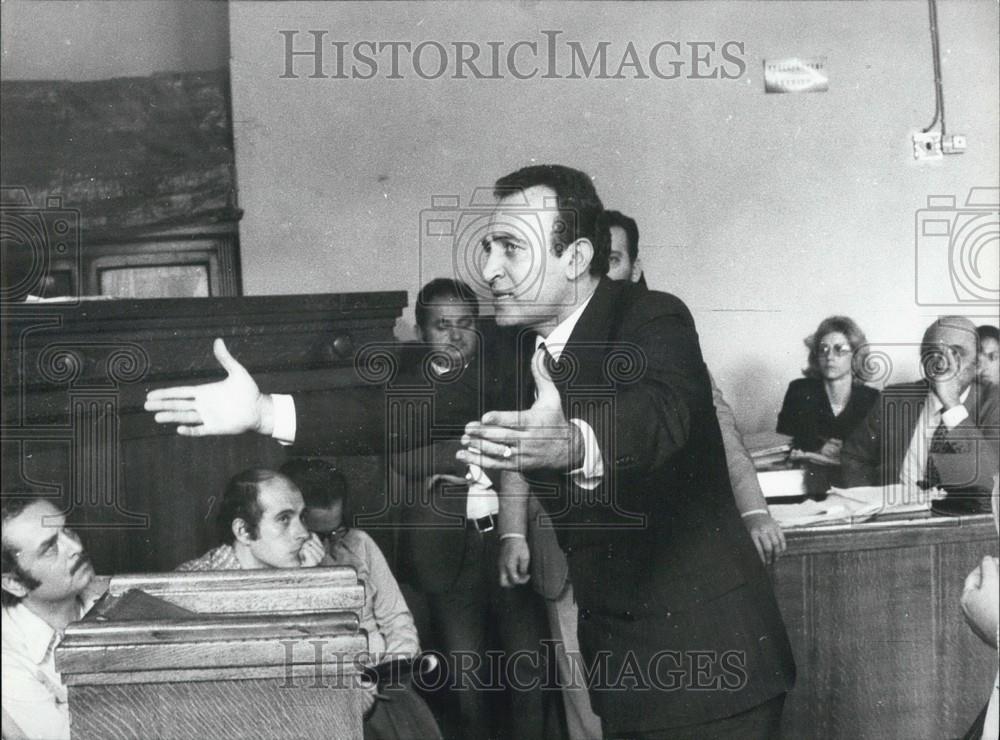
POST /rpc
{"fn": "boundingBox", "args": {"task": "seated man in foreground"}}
[2,496,103,740]
[842,316,1000,509]
[179,467,440,740]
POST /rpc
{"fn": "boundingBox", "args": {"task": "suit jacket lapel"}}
[559,278,620,393]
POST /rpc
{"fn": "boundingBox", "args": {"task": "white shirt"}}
[535,295,605,489]
[2,594,99,740]
[898,387,970,495]
[427,360,498,520]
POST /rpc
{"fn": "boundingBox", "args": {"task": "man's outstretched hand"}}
[144,338,274,437]
[458,347,582,473]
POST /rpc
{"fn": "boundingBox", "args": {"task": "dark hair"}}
[415,278,480,331]
[601,210,640,263]
[215,468,288,545]
[493,164,609,277]
[977,325,1000,345]
[803,315,873,382]
[280,459,347,508]
[1,496,45,606]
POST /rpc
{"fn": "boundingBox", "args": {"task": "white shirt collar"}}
[927,385,971,414]
[2,594,95,665]
[430,359,469,377]
[534,293,595,361]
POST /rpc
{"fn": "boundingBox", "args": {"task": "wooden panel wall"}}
[2,292,405,573]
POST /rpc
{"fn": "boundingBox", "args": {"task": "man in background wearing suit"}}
[842,316,1000,511]
[604,210,646,285]
[460,164,795,738]
[388,278,552,740]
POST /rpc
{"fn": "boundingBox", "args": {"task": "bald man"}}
[842,316,1000,509]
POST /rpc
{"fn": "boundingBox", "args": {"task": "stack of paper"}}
[744,431,793,469]
[770,484,943,528]
[757,468,806,499]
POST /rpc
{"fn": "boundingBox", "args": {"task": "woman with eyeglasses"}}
[777,315,879,468]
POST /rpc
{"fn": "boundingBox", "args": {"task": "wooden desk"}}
[57,569,369,740]
[774,514,999,739]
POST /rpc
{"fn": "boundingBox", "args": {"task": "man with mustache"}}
[2,496,102,740]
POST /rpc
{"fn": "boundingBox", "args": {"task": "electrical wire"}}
[921,0,946,135]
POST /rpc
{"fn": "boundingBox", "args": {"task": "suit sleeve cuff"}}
[569,418,604,490]
[271,393,297,445]
[941,404,969,429]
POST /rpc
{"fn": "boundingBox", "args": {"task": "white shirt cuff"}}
[941,404,969,429]
[569,418,604,490]
[271,393,297,445]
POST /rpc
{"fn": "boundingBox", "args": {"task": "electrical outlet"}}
[942,134,967,154]
[913,131,943,160]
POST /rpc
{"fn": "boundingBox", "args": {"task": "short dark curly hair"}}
[1,496,46,606]
[493,164,609,277]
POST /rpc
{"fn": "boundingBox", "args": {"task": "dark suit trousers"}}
[426,526,554,740]
[610,693,786,740]
[364,681,443,740]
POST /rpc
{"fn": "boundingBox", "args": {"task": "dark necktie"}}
[923,418,950,489]
[528,341,560,402]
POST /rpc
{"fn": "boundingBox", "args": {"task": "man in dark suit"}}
[459,164,795,738]
[143,165,796,737]
[842,316,1000,510]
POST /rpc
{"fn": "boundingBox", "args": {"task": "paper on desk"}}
[770,484,943,528]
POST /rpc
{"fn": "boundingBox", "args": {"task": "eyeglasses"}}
[817,343,853,357]
[314,525,348,541]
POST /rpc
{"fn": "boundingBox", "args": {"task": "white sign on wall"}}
[763,57,828,93]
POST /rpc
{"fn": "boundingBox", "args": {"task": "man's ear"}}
[564,239,594,280]
[232,517,253,545]
[1,572,29,599]
[630,257,644,283]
